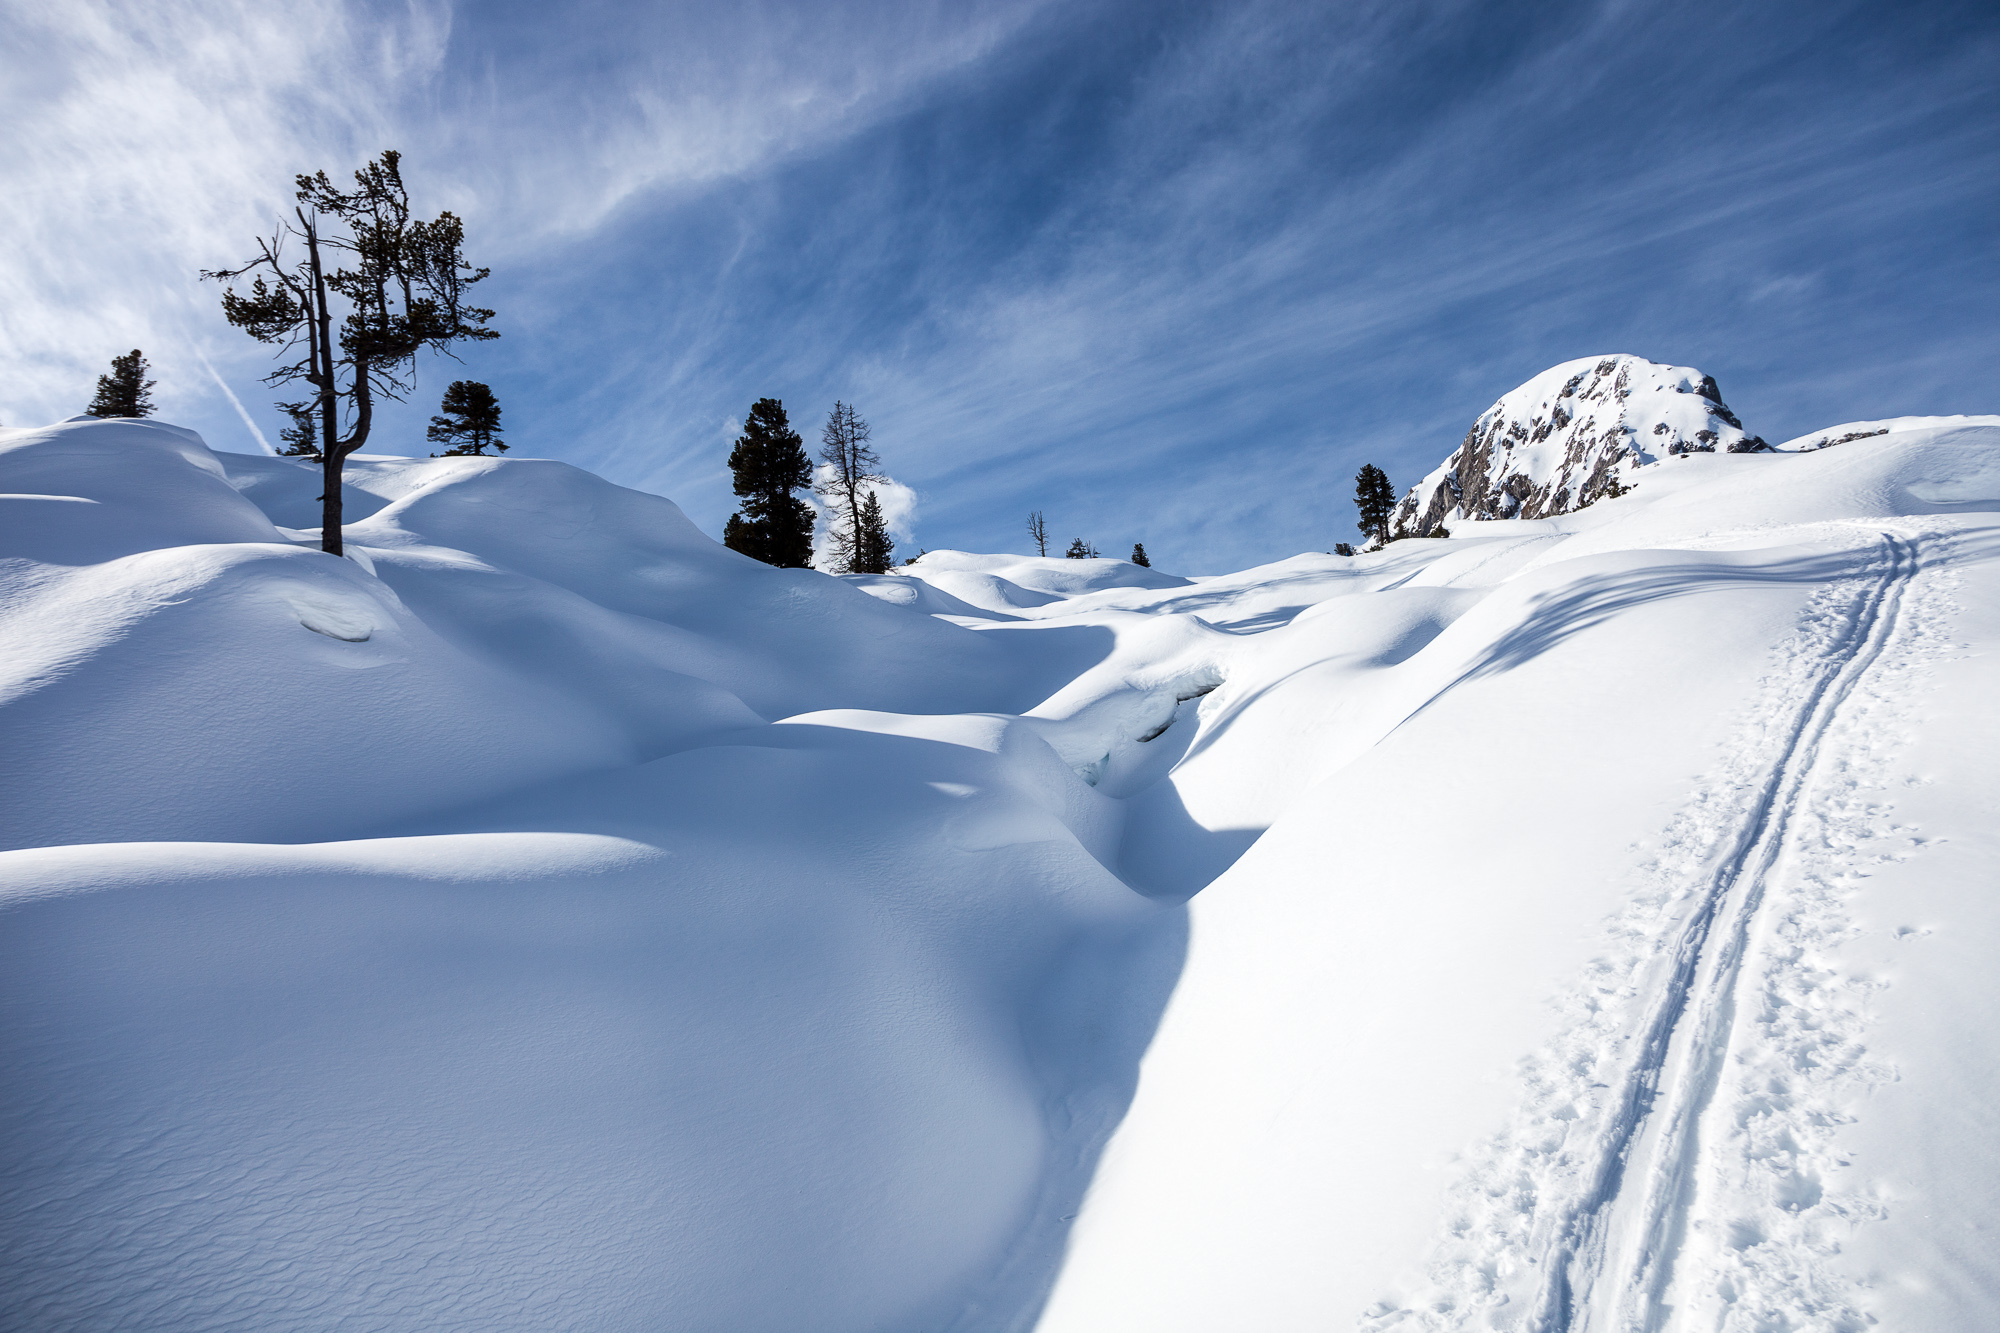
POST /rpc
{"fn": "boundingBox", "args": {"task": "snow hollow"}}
[4,390,2000,1331]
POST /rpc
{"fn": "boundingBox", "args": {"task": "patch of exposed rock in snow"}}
[1773,414,1996,454]
[1391,354,1767,537]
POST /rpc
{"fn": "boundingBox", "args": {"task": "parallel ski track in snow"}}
[1540,532,1917,1331]
[1366,530,1931,1333]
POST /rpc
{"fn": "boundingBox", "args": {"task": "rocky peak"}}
[1391,355,1768,537]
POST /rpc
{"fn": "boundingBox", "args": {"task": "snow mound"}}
[902,549,1192,616]
[0,420,1087,851]
[838,571,1007,618]
[213,450,448,528]
[6,408,2000,1333]
[1392,354,1766,536]
[1,416,289,562]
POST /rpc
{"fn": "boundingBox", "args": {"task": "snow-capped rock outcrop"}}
[1391,354,1768,536]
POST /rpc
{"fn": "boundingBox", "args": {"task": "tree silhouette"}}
[427,380,506,455]
[1027,510,1049,556]
[815,401,885,573]
[854,490,895,574]
[205,149,497,554]
[86,350,155,418]
[1353,463,1396,548]
[723,398,815,567]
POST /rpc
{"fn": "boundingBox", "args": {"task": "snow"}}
[1391,354,1767,536]
[1034,419,2000,1332]
[4,404,1999,1331]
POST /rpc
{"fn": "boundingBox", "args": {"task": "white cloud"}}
[0,0,1050,436]
[457,0,1051,245]
[0,0,449,430]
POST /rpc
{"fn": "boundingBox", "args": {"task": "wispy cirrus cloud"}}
[0,0,1053,431]
[6,0,1996,572]
[428,0,1057,245]
[0,0,448,432]
[555,0,2000,568]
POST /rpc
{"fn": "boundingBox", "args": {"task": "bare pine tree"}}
[815,401,885,573]
[1027,510,1049,557]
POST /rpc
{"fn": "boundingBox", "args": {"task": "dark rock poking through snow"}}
[1391,354,1768,537]
[1794,427,1889,452]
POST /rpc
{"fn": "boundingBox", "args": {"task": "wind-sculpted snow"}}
[899,549,1194,616]
[1035,418,2000,1332]
[4,408,2000,1331]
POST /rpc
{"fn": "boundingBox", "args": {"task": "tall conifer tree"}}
[1353,463,1396,548]
[86,350,156,418]
[1131,542,1150,567]
[723,398,815,567]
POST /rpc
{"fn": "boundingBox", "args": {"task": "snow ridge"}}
[1391,356,1766,538]
[1365,528,1941,1331]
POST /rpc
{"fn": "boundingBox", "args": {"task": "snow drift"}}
[4,397,1999,1332]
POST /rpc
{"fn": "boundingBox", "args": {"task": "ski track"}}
[1362,526,1953,1333]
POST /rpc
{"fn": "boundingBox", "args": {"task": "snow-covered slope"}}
[0,418,1092,850]
[889,549,1194,616]
[1391,354,1767,536]
[4,403,1999,1332]
[1035,415,2000,1332]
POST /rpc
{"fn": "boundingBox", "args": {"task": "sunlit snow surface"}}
[4,414,1999,1330]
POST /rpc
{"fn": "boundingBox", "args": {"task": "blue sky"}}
[4,0,1996,570]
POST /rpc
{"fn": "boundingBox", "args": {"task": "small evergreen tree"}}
[426,380,506,455]
[723,397,816,568]
[1353,463,1396,548]
[1027,510,1050,557]
[1131,542,1150,567]
[1333,542,1355,557]
[1065,537,1091,559]
[854,490,895,574]
[276,400,321,458]
[86,350,156,418]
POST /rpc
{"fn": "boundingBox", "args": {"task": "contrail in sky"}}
[197,349,274,454]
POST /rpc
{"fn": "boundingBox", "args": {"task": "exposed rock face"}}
[1391,355,1768,536]
[1792,427,1888,452]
